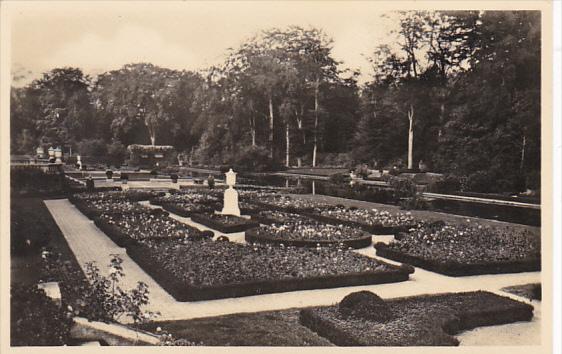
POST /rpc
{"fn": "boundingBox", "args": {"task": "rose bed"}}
[127,239,413,301]
[374,222,540,276]
[190,213,260,233]
[304,206,416,235]
[246,212,373,248]
[299,291,533,346]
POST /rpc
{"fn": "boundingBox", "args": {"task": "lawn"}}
[140,309,333,346]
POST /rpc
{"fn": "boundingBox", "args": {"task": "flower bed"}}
[190,213,260,233]
[374,222,540,276]
[305,206,416,235]
[161,202,216,218]
[127,239,413,301]
[69,195,213,247]
[247,211,372,248]
[299,291,534,346]
[247,195,329,214]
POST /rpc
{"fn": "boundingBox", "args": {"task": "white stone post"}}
[221,169,240,216]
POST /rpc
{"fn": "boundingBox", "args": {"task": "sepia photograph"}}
[0,0,557,352]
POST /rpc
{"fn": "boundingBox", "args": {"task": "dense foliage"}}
[11,11,540,193]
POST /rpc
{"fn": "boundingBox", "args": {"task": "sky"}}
[8,1,402,86]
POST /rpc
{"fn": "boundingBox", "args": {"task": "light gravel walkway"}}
[45,199,540,344]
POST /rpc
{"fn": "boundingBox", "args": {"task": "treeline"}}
[10,11,540,193]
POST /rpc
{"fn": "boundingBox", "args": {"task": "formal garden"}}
[8,8,545,348]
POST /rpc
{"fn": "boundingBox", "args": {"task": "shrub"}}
[10,284,72,346]
[83,254,159,323]
[232,145,277,172]
[329,172,349,185]
[338,291,393,322]
[106,140,127,167]
[120,173,129,181]
[466,170,496,193]
[105,170,113,179]
[354,164,370,179]
[427,175,461,194]
[170,173,179,182]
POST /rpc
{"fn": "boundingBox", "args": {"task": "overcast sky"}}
[8,1,404,86]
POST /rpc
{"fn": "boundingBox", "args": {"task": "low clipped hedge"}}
[190,214,260,233]
[245,228,373,249]
[374,243,541,276]
[126,242,412,301]
[303,212,413,235]
[299,291,534,346]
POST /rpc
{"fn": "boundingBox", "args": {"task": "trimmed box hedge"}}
[245,228,373,249]
[374,243,541,276]
[299,291,534,346]
[190,213,260,233]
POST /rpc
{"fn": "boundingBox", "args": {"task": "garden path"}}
[45,198,540,345]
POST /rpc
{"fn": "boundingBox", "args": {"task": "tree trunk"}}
[407,104,414,170]
[150,135,156,146]
[520,134,526,170]
[312,80,319,167]
[251,116,256,147]
[286,123,290,167]
[268,95,274,159]
[438,102,445,138]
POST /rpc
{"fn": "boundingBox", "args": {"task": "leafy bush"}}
[338,291,393,322]
[77,138,107,158]
[11,167,66,194]
[427,175,461,194]
[105,170,113,179]
[83,254,159,323]
[106,140,128,167]
[231,145,277,172]
[328,172,349,185]
[11,205,51,256]
[11,285,73,346]
[466,170,495,193]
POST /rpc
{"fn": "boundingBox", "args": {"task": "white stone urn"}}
[221,168,240,216]
[54,147,63,164]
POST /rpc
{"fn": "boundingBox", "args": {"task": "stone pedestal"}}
[222,187,240,216]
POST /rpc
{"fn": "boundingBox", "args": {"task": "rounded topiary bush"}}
[338,291,393,322]
[216,236,230,242]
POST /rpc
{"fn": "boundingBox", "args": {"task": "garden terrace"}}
[299,291,534,346]
[305,205,416,235]
[190,213,260,233]
[126,239,412,301]
[375,222,540,276]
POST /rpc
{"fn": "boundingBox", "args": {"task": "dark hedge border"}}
[245,228,373,249]
[299,291,534,346]
[125,243,411,301]
[190,214,260,233]
[374,243,541,276]
[303,212,414,235]
[161,202,215,218]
